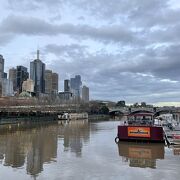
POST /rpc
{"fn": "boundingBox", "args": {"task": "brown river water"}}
[0,120,179,180]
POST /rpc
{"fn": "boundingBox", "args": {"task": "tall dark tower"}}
[64,79,70,92]
[16,66,29,93]
[30,50,45,96]
[0,54,4,79]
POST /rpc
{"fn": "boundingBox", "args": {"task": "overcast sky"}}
[1,0,180,104]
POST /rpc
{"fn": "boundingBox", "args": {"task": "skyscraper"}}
[45,70,53,94]
[64,79,70,92]
[1,78,13,96]
[45,70,58,94]
[22,79,34,93]
[9,68,17,91]
[0,55,4,79]
[70,75,82,97]
[82,86,89,102]
[16,66,29,93]
[0,55,4,96]
[30,50,45,96]
[0,55,14,97]
[52,73,58,94]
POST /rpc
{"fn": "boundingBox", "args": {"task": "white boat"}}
[157,114,178,130]
[58,113,88,120]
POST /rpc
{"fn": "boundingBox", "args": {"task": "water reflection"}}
[173,145,180,155]
[0,120,90,178]
[0,124,58,176]
[117,142,165,168]
[0,120,179,179]
[60,120,90,157]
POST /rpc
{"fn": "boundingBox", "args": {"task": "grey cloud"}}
[44,44,88,59]
[0,34,14,46]
[44,42,180,82]
[0,15,137,44]
[2,0,180,103]
[49,56,180,102]
[43,43,180,102]
[68,0,167,21]
[7,0,62,10]
[69,0,180,30]
[0,16,59,35]
[149,23,180,44]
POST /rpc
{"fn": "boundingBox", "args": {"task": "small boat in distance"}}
[58,112,88,121]
[115,111,165,143]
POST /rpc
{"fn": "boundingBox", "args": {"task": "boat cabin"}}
[127,112,154,126]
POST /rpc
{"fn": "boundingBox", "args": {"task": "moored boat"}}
[115,111,165,143]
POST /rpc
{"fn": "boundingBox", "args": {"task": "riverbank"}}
[0,115,58,126]
[88,114,110,121]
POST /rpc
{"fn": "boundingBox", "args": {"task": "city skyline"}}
[0,0,180,104]
[0,52,89,101]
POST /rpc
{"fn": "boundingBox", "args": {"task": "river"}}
[0,120,179,180]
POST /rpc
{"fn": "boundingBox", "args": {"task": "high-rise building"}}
[9,68,17,91]
[16,66,29,93]
[3,72,7,79]
[45,70,58,94]
[82,86,89,102]
[45,70,53,94]
[0,55,14,97]
[64,79,70,92]
[70,75,82,97]
[22,79,34,93]
[30,50,45,96]
[0,55,4,79]
[58,92,73,101]
[52,73,58,94]
[1,78,13,96]
[0,55,5,96]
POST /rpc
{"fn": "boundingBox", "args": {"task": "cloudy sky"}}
[0,0,180,104]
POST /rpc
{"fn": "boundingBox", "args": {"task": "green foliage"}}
[116,100,126,107]
[99,106,109,115]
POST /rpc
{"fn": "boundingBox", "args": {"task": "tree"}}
[133,102,139,107]
[99,106,109,114]
[141,102,147,107]
[116,100,126,107]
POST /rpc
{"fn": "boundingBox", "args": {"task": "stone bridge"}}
[109,106,180,122]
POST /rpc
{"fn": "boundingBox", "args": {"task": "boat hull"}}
[117,125,164,142]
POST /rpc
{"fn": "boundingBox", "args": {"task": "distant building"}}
[64,79,70,92]
[9,68,17,91]
[70,75,82,97]
[30,50,45,96]
[3,72,7,79]
[0,55,5,96]
[1,78,13,96]
[45,70,59,94]
[45,70,53,94]
[16,66,29,93]
[0,54,4,79]
[52,73,58,94]
[59,92,73,101]
[82,86,89,102]
[0,83,2,96]
[22,79,34,93]
[0,55,13,97]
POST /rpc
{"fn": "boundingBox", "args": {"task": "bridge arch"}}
[154,109,173,117]
[109,110,125,116]
[128,110,154,116]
